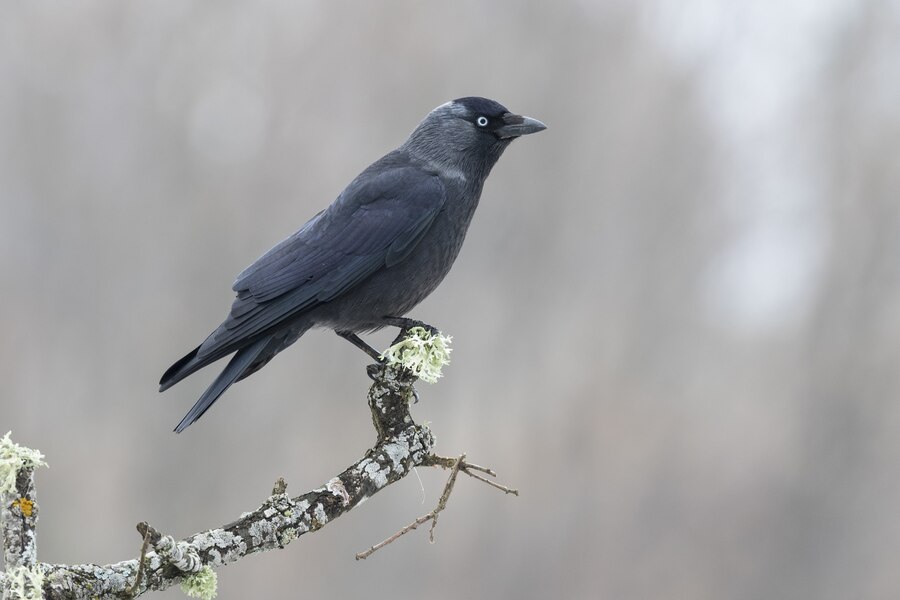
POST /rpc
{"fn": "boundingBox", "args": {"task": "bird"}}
[160,96,546,432]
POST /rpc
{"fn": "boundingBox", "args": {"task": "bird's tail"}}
[159,332,243,392]
[159,345,203,392]
[173,336,271,433]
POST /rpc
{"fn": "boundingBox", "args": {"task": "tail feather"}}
[159,345,202,392]
[173,336,271,433]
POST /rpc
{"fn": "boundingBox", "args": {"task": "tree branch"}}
[1,356,517,599]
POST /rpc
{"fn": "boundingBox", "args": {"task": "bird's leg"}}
[336,330,383,362]
[381,316,440,346]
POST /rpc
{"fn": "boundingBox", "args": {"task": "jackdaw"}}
[160,96,546,432]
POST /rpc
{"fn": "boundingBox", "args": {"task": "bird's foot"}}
[382,317,440,346]
[366,363,381,380]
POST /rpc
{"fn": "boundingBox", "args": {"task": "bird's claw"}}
[405,319,439,337]
[366,363,381,380]
[382,316,440,346]
[419,324,440,337]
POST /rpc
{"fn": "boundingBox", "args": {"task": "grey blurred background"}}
[2,1,899,598]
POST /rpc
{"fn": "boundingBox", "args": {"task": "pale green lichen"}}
[180,566,217,600]
[380,327,452,384]
[6,564,44,600]
[279,527,297,545]
[0,432,48,496]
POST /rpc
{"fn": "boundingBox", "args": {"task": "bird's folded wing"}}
[195,167,446,362]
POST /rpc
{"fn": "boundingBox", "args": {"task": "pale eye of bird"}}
[476,116,489,127]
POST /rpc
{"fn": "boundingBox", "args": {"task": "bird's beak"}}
[495,113,547,139]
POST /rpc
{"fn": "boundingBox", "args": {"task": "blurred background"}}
[2,1,899,598]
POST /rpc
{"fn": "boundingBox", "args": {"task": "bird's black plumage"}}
[453,96,507,117]
[161,97,546,432]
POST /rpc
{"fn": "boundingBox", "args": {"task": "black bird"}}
[160,97,546,432]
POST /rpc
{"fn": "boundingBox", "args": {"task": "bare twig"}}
[458,461,497,477]
[460,469,519,495]
[356,454,466,560]
[127,524,152,597]
[423,455,457,469]
[428,453,464,542]
[425,453,519,496]
[354,513,436,560]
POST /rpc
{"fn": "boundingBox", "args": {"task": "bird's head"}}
[404,97,546,177]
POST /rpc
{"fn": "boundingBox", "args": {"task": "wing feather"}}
[193,166,446,364]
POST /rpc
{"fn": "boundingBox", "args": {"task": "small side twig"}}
[460,469,518,495]
[354,513,435,560]
[457,461,497,477]
[427,453,464,542]
[127,524,153,597]
[425,454,519,496]
[356,453,469,560]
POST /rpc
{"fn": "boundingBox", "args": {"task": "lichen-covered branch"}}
[1,431,48,600]
[1,330,516,600]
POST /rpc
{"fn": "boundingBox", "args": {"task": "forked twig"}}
[425,453,519,496]
[356,454,466,560]
[356,452,518,559]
